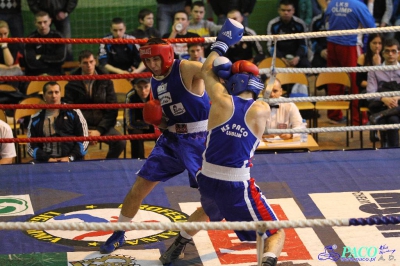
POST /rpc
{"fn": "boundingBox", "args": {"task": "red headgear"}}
[139,43,174,76]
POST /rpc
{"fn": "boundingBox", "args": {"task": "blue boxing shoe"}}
[100,231,126,254]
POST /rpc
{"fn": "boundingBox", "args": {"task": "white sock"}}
[180,230,192,240]
[117,214,132,223]
[263,252,277,259]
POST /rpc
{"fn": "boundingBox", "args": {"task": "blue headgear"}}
[225,73,264,100]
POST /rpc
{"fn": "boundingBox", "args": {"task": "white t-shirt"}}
[0,120,16,159]
[265,101,304,138]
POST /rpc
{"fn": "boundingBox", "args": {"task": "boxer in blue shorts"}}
[161,19,286,266]
[100,37,210,254]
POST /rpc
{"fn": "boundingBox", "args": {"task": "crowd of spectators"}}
[0,0,398,164]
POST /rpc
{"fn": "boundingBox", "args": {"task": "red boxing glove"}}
[231,60,259,76]
[143,99,163,125]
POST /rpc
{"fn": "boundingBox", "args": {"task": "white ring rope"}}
[266,91,400,103]
[259,65,400,75]
[268,124,400,135]
[204,25,400,43]
[0,219,350,232]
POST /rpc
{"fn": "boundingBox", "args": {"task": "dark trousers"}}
[100,127,126,159]
[369,101,400,147]
[128,127,154,159]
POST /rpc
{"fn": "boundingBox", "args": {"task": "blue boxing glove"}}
[212,56,232,80]
[211,18,244,56]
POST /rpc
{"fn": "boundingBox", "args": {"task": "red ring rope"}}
[0,73,152,82]
[0,103,145,110]
[0,131,162,144]
[2,37,206,45]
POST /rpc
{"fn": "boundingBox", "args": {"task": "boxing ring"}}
[1,150,400,265]
[1,27,400,265]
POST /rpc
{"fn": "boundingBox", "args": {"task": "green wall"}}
[20,0,278,59]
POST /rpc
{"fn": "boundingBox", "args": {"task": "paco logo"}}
[159,92,172,106]
[0,195,34,216]
[310,190,400,250]
[23,203,189,247]
[318,244,397,263]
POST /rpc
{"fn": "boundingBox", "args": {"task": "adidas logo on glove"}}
[222,31,232,39]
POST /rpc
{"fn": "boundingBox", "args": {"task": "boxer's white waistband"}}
[200,161,250,181]
[168,120,208,134]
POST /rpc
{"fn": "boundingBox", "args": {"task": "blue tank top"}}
[203,96,259,168]
[151,60,210,126]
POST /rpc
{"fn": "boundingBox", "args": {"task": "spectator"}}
[27,81,89,163]
[0,20,23,78]
[310,9,327,94]
[188,42,205,62]
[0,119,16,164]
[367,38,400,147]
[188,1,221,37]
[357,33,384,141]
[64,50,126,159]
[125,77,154,159]
[267,0,310,68]
[325,0,375,124]
[293,0,313,25]
[188,1,221,57]
[362,0,393,40]
[188,1,221,56]
[311,0,323,17]
[392,0,400,41]
[162,10,200,59]
[262,78,304,140]
[99,17,141,75]
[130,8,161,39]
[23,11,66,76]
[226,9,264,63]
[27,0,78,61]
[310,11,327,70]
[365,0,393,28]
[209,0,257,26]
[0,0,24,53]
[156,0,193,37]
[357,33,384,91]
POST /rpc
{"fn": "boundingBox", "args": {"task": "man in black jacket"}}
[27,0,78,60]
[125,77,154,159]
[266,0,310,68]
[209,0,257,26]
[98,17,141,75]
[64,50,126,159]
[23,11,66,76]
[27,81,89,163]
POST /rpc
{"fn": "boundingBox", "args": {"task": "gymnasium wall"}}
[20,0,278,59]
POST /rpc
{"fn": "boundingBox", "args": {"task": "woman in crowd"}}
[356,33,384,140]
